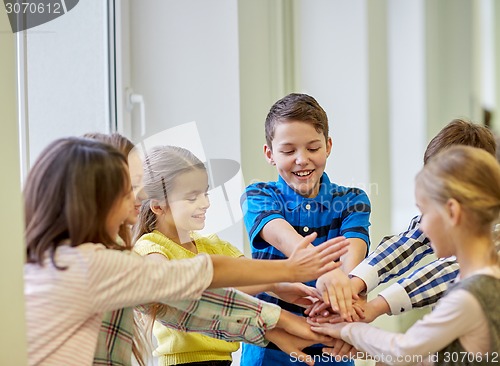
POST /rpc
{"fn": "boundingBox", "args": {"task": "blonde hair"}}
[416,145,500,234]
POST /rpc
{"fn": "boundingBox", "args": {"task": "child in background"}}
[24,137,346,366]
[83,132,149,366]
[310,146,500,365]
[133,145,348,366]
[240,93,371,365]
[307,120,498,329]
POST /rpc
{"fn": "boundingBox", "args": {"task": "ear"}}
[446,198,462,226]
[264,144,275,166]
[150,199,166,215]
[326,137,332,157]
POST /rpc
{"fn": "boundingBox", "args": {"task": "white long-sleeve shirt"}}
[341,266,500,366]
[25,243,213,366]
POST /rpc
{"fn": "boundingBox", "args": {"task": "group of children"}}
[23,93,499,366]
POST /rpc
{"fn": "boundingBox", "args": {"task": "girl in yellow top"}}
[134,146,339,366]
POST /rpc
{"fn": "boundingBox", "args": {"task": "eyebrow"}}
[278,139,322,146]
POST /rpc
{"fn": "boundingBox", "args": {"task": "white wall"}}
[298,0,370,189]
[126,0,244,249]
[388,0,426,232]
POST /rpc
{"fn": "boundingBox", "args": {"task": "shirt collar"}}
[276,173,332,210]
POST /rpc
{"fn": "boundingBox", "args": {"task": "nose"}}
[200,193,210,209]
[295,150,309,165]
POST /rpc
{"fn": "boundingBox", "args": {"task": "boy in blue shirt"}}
[240,93,371,365]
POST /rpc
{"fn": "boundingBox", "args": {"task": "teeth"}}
[294,171,312,177]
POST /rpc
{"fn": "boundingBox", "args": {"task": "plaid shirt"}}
[94,308,134,365]
[94,288,280,365]
[350,215,460,314]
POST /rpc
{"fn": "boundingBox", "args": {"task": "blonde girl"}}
[309,145,500,365]
[133,146,348,366]
[25,137,346,366]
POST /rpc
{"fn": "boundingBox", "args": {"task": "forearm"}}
[350,228,431,292]
[154,308,271,346]
[236,283,275,296]
[260,218,304,256]
[144,287,282,346]
[377,258,459,314]
[340,238,367,273]
[209,255,293,287]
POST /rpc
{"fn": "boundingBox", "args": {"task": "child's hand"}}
[267,311,336,366]
[315,268,358,321]
[264,328,326,366]
[271,282,321,307]
[307,317,347,339]
[286,233,349,283]
[307,318,358,360]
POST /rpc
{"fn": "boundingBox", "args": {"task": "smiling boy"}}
[240,93,371,366]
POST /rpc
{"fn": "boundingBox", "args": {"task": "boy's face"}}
[265,120,332,198]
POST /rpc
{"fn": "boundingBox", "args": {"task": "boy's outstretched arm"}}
[377,257,459,314]
[261,219,368,321]
[259,218,310,257]
[315,238,367,320]
[349,216,431,296]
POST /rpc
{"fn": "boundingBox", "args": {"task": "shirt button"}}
[305,204,311,210]
[303,226,309,233]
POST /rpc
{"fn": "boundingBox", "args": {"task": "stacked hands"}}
[266,235,373,366]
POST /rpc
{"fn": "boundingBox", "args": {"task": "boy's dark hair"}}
[265,93,329,148]
[423,119,496,164]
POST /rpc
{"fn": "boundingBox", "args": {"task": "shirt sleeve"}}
[349,216,432,292]
[241,183,283,248]
[145,287,281,346]
[340,289,483,365]
[87,247,213,312]
[217,238,244,258]
[378,257,460,314]
[339,188,371,248]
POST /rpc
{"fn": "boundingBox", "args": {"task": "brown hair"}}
[265,93,329,148]
[83,132,136,248]
[24,137,130,268]
[133,145,205,243]
[417,145,500,235]
[423,119,496,165]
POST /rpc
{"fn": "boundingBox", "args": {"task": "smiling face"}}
[415,185,454,258]
[164,168,210,238]
[265,121,332,198]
